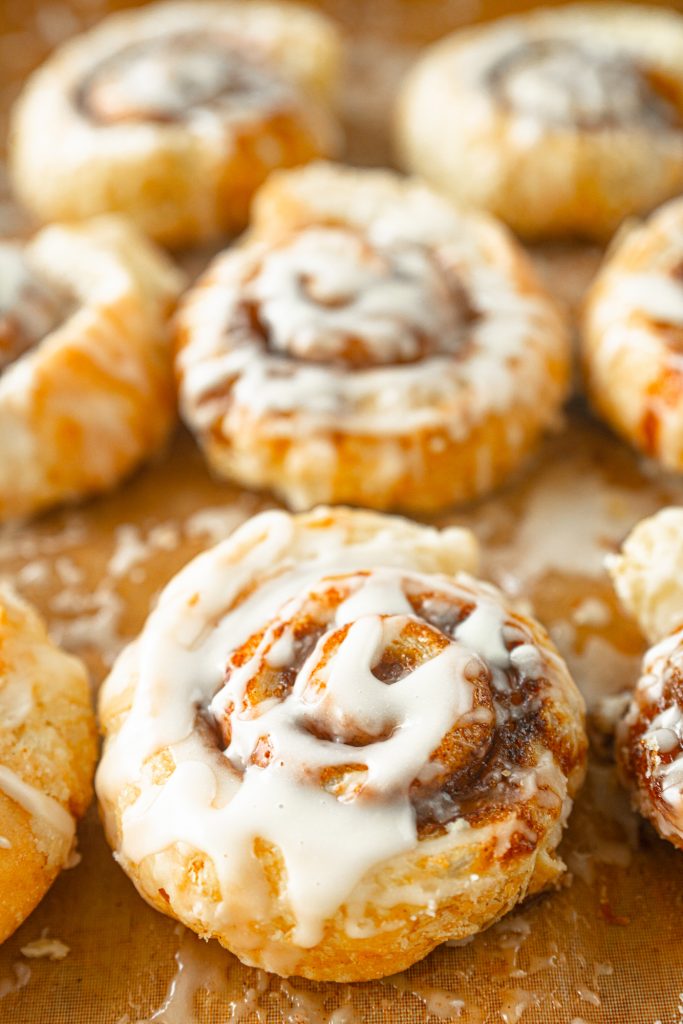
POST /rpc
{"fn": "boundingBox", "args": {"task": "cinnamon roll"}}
[175,162,569,513]
[0,217,182,522]
[608,508,683,850]
[9,2,342,248]
[396,4,683,240]
[0,586,96,943]
[583,197,683,471]
[96,507,587,982]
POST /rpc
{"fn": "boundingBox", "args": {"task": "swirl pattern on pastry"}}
[583,197,683,471]
[96,507,587,981]
[608,508,683,849]
[175,162,569,512]
[0,586,96,943]
[0,217,182,522]
[396,4,683,240]
[77,32,298,126]
[9,2,342,246]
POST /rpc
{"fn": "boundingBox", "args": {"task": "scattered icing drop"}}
[0,961,31,1000]
[498,987,537,1023]
[20,938,70,961]
[576,986,601,1007]
[386,972,469,1021]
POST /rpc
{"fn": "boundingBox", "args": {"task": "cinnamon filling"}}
[76,32,291,125]
[0,243,72,372]
[623,664,683,828]
[228,226,479,371]
[489,39,680,130]
[210,572,563,841]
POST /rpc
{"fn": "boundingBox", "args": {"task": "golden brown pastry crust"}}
[96,507,587,981]
[9,1,342,247]
[396,4,683,241]
[0,587,96,943]
[583,197,683,471]
[0,216,182,522]
[175,162,569,513]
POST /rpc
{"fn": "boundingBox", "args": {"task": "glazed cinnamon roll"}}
[175,162,569,512]
[96,507,587,982]
[0,586,96,943]
[0,217,182,522]
[9,2,341,247]
[396,4,683,240]
[583,197,683,471]
[608,508,683,850]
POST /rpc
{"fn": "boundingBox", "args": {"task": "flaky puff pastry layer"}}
[396,4,683,241]
[608,508,683,850]
[583,197,683,472]
[97,507,586,981]
[0,217,183,522]
[0,586,96,943]
[9,2,342,247]
[175,162,569,513]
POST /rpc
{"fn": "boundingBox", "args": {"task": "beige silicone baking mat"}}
[2,1,683,1021]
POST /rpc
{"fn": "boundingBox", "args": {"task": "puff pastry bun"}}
[175,162,569,513]
[608,508,683,850]
[396,4,683,240]
[9,1,342,247]
[0,587,96,943]
[583,197,683,471]
[0,216,182,522]
[97,506,587,981]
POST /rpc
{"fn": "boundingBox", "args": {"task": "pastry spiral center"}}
[491,40,677,129]
[209,569,546,837]
[78,32,290,124]
[0,243,71,371]
[237,227,474,368]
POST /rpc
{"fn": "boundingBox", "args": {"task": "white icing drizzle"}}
[246,227,464,365]
[0,764,75,843]
[178,210,561,439]
[0,675,33,729]
[600,272,683,337]
[495,41,666,128]
[82,33,292,125]
[96,511,561,956]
